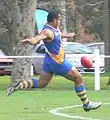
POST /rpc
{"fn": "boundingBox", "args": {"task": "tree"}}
[0,0,37,84]
[0,0,13,55]
[103,0,110,72]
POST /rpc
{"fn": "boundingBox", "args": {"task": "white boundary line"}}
[49,103,110,120]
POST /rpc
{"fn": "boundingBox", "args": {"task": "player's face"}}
[57,14,61,26]
[54,14,61,28]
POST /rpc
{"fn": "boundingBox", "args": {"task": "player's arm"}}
[57,27,76,38]
[61,31,76,38]
[20,29,53,45]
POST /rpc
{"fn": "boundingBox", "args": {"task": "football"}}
[81,56,92,68]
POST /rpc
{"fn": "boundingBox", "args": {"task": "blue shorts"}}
[43,54,73,76]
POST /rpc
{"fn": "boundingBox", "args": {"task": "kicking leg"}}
[64,67,101,112]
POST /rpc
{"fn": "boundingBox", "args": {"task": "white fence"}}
[0,49,110,91]
[94,49,100,90]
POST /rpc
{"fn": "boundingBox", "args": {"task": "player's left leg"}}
[6,55,53,96]
[6,72,53,96]
[16,72,53,89]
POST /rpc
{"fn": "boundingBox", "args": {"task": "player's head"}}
[47,10,61,28]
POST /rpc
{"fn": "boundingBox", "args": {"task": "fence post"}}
[31,65,34,76]
[94,49,100,90]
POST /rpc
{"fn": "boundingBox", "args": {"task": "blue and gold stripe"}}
[19,78,38,89]
[75,85,89,106]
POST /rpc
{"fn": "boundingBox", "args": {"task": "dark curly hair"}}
[47,10,60,23]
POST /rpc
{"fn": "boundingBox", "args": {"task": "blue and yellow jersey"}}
[43,24,65,64]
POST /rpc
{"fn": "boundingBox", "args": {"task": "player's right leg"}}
[55,59,101,112]
[64,66,101,112]
[6,72,53,96]
[83,101,101,112]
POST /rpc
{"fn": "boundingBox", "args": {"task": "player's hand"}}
[71,32,76,37]
[73,32,76,37]
[19,39,31,44]
[68,32,76,38]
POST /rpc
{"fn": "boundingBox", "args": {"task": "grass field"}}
[0,73,110,120]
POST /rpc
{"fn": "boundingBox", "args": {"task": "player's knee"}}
[38,83,48,88]
[75,73,83,85]
[78,73,83,80]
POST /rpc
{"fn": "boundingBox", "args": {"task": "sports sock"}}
[75,85,89,107]
[19,78,38,89]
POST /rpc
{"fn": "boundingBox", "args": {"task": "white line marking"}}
[49,103,110,120]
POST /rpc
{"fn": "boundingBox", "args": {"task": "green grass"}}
[0,73,110,120]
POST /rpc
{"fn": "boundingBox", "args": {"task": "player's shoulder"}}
[40,28,52,35]
[40,28,53,39]
[40,28,54,40]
